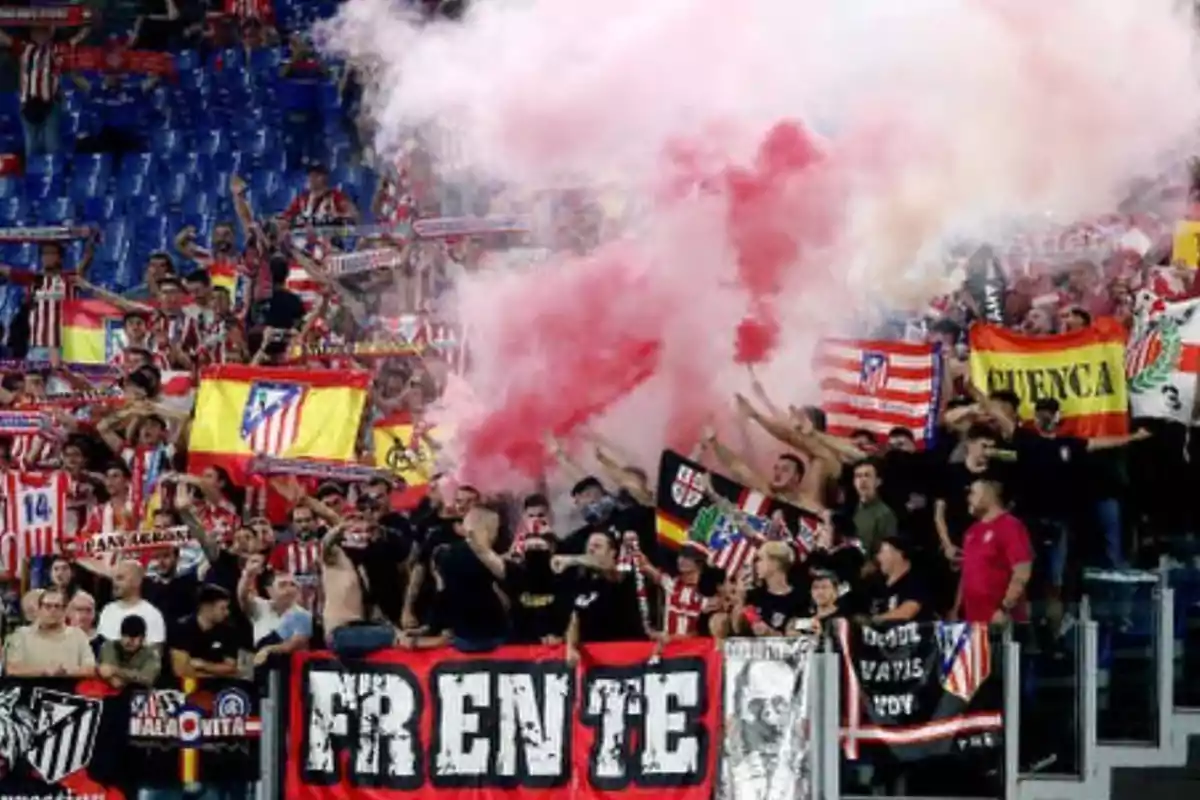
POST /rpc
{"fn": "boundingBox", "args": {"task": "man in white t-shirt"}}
[97,560,167,645]
[237,556,312,664]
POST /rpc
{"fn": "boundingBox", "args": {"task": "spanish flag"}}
[372,411,442,508]
[188,365,370,487]
[969,317,1129,437]
[61,299,121,365]
[209,259,247,308]
[1173,219,1200,269]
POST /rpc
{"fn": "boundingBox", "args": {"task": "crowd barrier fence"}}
[3,567,1199,800]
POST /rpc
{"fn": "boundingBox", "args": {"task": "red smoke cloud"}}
[455,119,841,482]
[726,120,833,364]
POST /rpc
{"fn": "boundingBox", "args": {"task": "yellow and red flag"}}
[968,317,1129,437]
[188,365,370,489]
[61,299,122,365]
[372,411,442,509]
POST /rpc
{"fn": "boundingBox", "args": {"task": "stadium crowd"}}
[0,0,1198,732]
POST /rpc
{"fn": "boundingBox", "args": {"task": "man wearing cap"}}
[98,615,161,688]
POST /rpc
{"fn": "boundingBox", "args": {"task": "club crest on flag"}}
[241,382,305,456]
[859,351,889,395]
[671,465,706,509]
[935,622,992,703]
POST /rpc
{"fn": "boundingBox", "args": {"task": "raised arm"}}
[699,427,773,496]
[179,504,222,564]
[462,507,507,581]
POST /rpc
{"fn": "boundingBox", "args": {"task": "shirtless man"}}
[321,521,406,658]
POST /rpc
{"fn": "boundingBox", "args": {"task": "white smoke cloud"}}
[319,0,1200,484]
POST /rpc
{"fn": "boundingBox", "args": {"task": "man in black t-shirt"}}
[434,509,510,651]
[864,536,930,624]
[169,585,239,680]
[402,485,479,630]
[565,532,646,662]
[735,541,808,636]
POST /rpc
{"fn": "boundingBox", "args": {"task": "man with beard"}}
[461,506,571,644]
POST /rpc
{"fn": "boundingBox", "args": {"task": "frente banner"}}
[287,640,720,800]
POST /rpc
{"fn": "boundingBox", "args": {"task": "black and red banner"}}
[834,620,1004,765]
[0,676,261,798]
[286,640,720,800]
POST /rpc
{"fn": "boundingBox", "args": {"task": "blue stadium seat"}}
[0,196,28,224]
[194,128,228,157]
[0,178,20,199]
[211,170,233,199]
[258,147,287,175]
[134,194,166,220]
[175,49,201,73]
[72,153,113,180]
[24,175,63,201]
[25,154,65,177]
[152,129,186,157]
[82,195,118,222]
[5,242,37,268]
[163,171,190,206]
[181,191,213,218]
[38,197,75,223]
[333,165,364,192]
[249,47,284,75]
[212,149,243,174]
[69,173,106,203]
[61,111,82,140]
[102,219,129,250]
[0,92,19,125]
[123,152,157,178]
[117,171,149,200]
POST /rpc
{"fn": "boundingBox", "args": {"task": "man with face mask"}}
[558,476,659,564]
[461,505,570,645]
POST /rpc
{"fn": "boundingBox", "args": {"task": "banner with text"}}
[968,317,1129,437]
[0,677,260,798]
[834,620,1003,765]
[719,636,818,800]
[286,640,720,800]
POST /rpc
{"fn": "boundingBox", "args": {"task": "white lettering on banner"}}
[871,694,915,718]
[301,661,583,789]
[642,672,701,776]
[434,672,490,777]
[494,672,571,779]
[858,658,926,682]
[861,622,921,648]
[304,670,421,784]
[584,677,640,781]
[581,667,706,787]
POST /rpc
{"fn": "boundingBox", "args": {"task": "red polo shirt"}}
[960,511,1033,623]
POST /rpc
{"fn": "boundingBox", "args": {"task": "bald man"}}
[97,560,167,646]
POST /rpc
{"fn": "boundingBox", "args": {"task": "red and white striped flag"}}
[709,489,768,577]
[937,621,993,702]
[0,528,60,577]
[285,540,321,576]
[815,339,941,448]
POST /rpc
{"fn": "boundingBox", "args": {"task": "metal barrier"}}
[249,574,1200,800]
